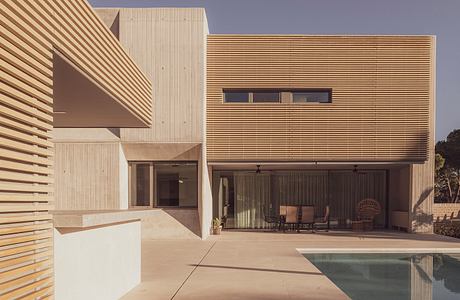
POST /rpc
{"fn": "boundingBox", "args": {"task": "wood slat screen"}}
[1,0,151,298]
[207,35,434,162]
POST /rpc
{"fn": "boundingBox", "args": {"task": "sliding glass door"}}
[130,162,153,207]
[129,162,198,208]
[213,169,387,229]
[155,163,198,207]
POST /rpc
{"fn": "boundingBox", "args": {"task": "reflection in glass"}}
[293,91,331,103]
[224,92,249,102]
[253,92,280,103]
[134,164,150,206]
[156,163,197,207]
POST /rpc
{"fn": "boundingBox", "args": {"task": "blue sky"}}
[89,0,460,141]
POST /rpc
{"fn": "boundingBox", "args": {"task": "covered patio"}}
[121,231,460,300]
[211,163,413,232]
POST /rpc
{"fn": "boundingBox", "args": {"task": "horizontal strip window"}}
[224,92,250,103]
[253,92,280,103]
[223,89,331,104]
[292,90,331,103]
[224,90,281,103]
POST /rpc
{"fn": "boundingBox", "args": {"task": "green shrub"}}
[434,221,460,238]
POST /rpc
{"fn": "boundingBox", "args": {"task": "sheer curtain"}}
[234,172,271,228]
[329,171,387,227]
[232,170,387,229]
[273,171,329,217]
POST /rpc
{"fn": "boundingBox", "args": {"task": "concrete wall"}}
[433,203,460,222]
[54,141,121,210]
[53,129,129,210]
[54,221,141,300]
[141,209,201,239]
[388,166,411,228]
[96,8,212,238]
[97,8,209,143]
[119,144,129,209]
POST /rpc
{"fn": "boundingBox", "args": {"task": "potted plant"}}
[212,217,222,235]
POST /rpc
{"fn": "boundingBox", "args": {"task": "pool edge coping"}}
[297,248,460,254]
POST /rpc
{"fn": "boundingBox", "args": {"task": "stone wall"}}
[433,203,460,222]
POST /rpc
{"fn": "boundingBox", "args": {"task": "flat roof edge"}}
[208,34,436,37]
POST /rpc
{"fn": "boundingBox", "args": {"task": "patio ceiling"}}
[209,162,409,171]
[53,52,148,128]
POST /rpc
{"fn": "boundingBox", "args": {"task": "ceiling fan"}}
[352,165,368,175]
[255,165,273,174]
[256,165,262,174]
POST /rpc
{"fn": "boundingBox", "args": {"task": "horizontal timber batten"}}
[0,1,153,298]
[207,35,434,161]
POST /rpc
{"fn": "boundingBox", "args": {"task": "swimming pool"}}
[304,253,460,300]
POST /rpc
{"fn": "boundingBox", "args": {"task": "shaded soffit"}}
[210,163,409,171]
[53,52,147,128]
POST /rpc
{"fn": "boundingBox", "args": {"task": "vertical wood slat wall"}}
[207,35,434,162]
[1,0,151,298]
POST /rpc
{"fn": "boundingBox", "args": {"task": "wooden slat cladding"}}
[1,7,54,294]
[1,0,152,125]
[0,1,150,298]
[207,35,434,162]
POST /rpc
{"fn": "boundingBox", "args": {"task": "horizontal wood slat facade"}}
[207,35,434,162]
[1,1,151,298]
[1,0,152,125]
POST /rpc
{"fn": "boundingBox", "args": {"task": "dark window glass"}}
[253,92,280,103]
[135,164,150,206]
[156,163,198,207]
[224,92,249,103]
[293,91,331,103]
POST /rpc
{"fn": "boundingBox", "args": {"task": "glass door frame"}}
[128,162,154,208]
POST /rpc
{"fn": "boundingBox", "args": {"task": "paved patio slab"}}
[122,231,460,300]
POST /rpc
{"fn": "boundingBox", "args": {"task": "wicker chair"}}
[356,199,381,230]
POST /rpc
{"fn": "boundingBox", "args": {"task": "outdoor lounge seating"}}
[355,198,381,231]
[277,205,330,233]
[314,205,330,231]
[263,206,280,231]
[298,206,315,232]
[283,206,299,232]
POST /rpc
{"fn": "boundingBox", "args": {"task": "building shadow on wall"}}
[107,127,120,138]
[412,187,434,232]
[162,208,202,238]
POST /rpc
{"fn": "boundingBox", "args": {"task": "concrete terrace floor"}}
[121,231,460,300]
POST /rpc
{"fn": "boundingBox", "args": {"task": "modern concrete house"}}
[0,3,436,300]
[58,7,433,237]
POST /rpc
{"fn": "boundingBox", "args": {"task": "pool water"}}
[304,253,460,300]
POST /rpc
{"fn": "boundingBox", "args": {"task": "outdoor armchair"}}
[282,206,299,232]
[298,206,315,233]
[314,205,330,231]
